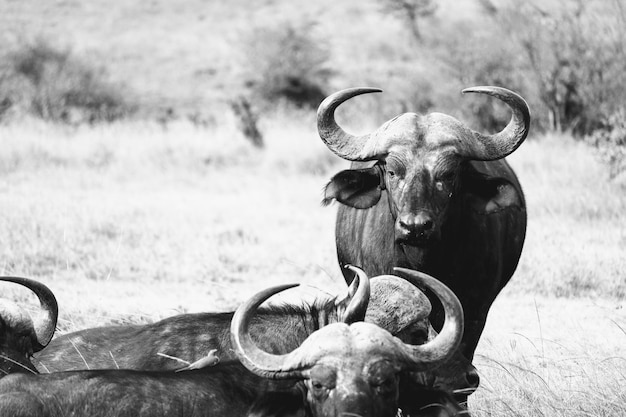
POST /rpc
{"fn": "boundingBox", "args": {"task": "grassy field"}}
[0,0,625,415]
[1,116,624,415]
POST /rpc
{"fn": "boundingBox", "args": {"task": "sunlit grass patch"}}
[472,334,626,416]
[506,134,626,298]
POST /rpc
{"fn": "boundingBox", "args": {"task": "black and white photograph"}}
[0,0,624,415]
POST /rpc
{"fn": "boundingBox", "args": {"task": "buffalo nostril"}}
[421,218,434,231]
[466,369,480,390]
[414,212,434,231]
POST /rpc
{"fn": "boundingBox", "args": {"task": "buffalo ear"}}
[322,167,383,209]
[465,175,523,214]
[247,391,306,417]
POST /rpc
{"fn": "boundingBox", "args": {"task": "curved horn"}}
[231,284,311,379]
[340,265,371,324]
[392,268,463,370]
[0,276,58,351]
[461,86,530,161]
[317,87,383,161]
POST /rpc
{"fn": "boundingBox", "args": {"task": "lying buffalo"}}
[34,267,477,396]
[0,277,57,376]
[34,266,367,371]
[232,270,464,417]
[318,86,530,397]
[0,268,464,417]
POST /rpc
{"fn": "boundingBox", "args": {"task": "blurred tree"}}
[586,109,626,180]
[379,0,438,43]
[230,96,264,149]
[480,0,626,135]
[0,37,132,123]
[242,19,333,110]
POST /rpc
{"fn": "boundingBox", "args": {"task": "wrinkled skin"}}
[299,325,407,417]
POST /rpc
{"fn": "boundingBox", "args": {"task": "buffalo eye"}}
[309,380,330,399]
[368,361,399,395]
[372,374,398,395]
[308,365,336,398]
[384,160,405,180]
[434,177,453,195]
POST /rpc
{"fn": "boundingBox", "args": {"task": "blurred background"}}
[1,0,625,150]
[0,0,625,415]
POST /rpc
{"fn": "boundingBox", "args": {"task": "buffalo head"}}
[231,270,463,417]
[319,86,530,247]
[0,277,58,376]
[369,269,480,399]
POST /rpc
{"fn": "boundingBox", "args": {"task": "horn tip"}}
[344,264,361,271]
[348,87,383,94]
[461,86,526,104]
[462,86,495,95]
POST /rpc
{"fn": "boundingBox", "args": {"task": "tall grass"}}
[472,334,626,416]
[0,116,624,415]
[0,120,623,317]
[506,134,626,298]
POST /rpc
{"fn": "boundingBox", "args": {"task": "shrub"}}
[432,20,531,132]
[585,109,626,180]
[477,0,626,135]
[241,19,333,110]
[0,38,133,123]
[378,0,438,43]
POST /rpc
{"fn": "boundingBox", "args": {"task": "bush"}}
[585,109,626,180]
[432,20,530,132]
[378,0,438,43]
[241,19,333,110]
[477,0,626,135]
[0,38,133,123]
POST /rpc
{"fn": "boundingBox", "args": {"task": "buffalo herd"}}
[0,86,530,416]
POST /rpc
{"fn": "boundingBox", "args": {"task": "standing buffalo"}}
[0,269,464,417]
[0,277,57,376]
[318,86,529,394]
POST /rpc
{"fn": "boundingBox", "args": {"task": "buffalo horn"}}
[392,268,463,369]
[461,86,530,161]
[231,284,310,379]
[317,87,383,161]
[340,265,371,324]
[0,276,58,351]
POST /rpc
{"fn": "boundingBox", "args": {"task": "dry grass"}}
[0,117,624,415]
[506,135,626,299]
[0,114,346,328]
